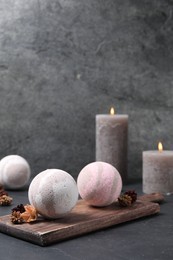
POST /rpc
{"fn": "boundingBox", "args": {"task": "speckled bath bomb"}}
[77,162,122,207]
[0,155,31,189]
[28,169,78,219]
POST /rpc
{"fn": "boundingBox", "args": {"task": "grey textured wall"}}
[0,0,173,181]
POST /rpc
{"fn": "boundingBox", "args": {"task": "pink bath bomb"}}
[0,155,31,189]
[77,162,122,207]
[28,169,78,219]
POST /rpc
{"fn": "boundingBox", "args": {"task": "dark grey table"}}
[0,183,172,260]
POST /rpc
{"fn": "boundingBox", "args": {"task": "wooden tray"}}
[0,193,163,246]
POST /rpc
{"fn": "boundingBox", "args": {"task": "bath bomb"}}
[0,155,31,189]
[77,161,122,207]
[28,169,78,219]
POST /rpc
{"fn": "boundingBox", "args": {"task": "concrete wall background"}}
[0,0,173,181]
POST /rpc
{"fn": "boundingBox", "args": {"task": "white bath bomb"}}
[28,169,78,219]
[0,155,31,189]
[77,161,122,207]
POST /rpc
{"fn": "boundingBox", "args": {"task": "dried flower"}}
[124,190,137,203]
[118,194,133,207]
[118,190,137,207]
[0,184,13,207]
[0,195,13,206]
[11,204,38,224]
[12,204,25,213]
[11,211,24,224]
[11,204,25,224]
[21,205,38,223]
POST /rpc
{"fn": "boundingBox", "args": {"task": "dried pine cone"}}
[11,211,24,224]
[0,195,13,206]
[124,190,137,203]
[118,190,137,207]
[118,194,133,207]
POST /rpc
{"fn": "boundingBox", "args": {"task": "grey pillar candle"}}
[143,143,173,195]
[96,109,128,183]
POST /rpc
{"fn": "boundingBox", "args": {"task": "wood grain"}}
[0,196,160,246]
[138,193,164,203]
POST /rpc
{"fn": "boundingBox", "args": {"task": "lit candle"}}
[96,107,128,182]
[143,142,173,195]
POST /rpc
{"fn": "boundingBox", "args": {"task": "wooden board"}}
[0,194,161,246]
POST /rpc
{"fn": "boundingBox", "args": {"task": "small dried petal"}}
[0,195,13,206]
[11,211,24,224]
[118,194,133,207]
[21,205,38,223]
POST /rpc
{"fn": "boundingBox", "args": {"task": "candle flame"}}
[158,142,163,152]
[110,107,115,115]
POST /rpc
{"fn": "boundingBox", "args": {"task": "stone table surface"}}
[0,183,172,260]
